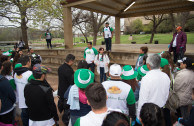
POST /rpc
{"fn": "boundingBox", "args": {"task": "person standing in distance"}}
[103,22,114,52]
[45,29,52,49]
[169,26,187,63]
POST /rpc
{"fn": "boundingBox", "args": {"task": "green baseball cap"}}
[160,58,169,68]
[8,49,13,53]
[121,65,138,80]
[14,63,22,69]
[74,69,94,89]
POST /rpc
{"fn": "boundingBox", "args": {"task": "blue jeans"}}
[100,67,106,83]
[87,63,95,73]
[134,82,141,101]
[21,108,29,126]
[105,38,112,51]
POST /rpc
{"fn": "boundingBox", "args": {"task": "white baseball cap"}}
[109,64,122,76]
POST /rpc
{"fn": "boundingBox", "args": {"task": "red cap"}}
[176,26,182,31]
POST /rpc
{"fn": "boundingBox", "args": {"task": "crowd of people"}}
[0,39,194,126]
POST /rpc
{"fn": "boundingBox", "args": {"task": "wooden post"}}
[63,7,73,49]
[115,17,120,44]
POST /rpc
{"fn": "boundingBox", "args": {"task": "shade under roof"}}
[61,0,194,17]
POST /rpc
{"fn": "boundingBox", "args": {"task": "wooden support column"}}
[115,17,120,44]
[63,7,73,49]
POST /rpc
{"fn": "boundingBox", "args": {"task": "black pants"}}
[46,39,52,49]
[105,38,112,51]
[100,67,106,83]
[87,63,95,73]
[172,47,178,63]
[0,109,14,124]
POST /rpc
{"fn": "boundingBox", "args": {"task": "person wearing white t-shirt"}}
[94,47,110,83]
[84,42,98,73]
[74,83,121,126]
[102,64,136,125]
[103,22,114,52]
[14,55,34,126]
[136,54,170,125]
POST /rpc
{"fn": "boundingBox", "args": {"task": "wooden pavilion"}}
[61,0,194,49]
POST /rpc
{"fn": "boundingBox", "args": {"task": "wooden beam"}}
[115,17,120,44]
[116,0,136,16]
[111,0,126,6]
[134,0,173,6]
[93,1,120,11]
[125,1,191,12]
[120,5,194,18]
[74,5,116,16]
[63,0,96,7]
[63,7,73,49]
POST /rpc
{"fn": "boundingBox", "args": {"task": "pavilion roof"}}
[61,0,194,17]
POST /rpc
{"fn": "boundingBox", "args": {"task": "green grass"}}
[32,32,194,47]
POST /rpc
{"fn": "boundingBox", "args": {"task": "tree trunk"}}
[169,13,176,33]
[20,11,29,49]
[93,30,98,46]
[150,29,156,44]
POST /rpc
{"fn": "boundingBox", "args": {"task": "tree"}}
[131,19,143,34]
[144,15,167,43]
[90,12,110,46]
[0,0,39,48]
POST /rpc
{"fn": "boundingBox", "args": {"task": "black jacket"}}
[24,79,59,121]
[57,63,74,98]
[0,75,16,114]
[180,106,194,126]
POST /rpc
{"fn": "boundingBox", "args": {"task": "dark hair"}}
[13,53,21,68]
[102,111,130,126]
[162,65,170,78]
[28,48,32,52]
[97,47,105,61]
[33,71,42,79]
[1,61,12,76]
[143,55,148,65]
[0,55,9,63]
[18,55,30,66]
[87,42,92,45]
[161,51,174,72]
[85,83,107,110]
[183,57,194,70]
[77,60,88,69]
[0,62,2,69]
[140,103,164,126]
[105,22,109,24]
[140,47,148,54]
[122,79,138,92]
[65,54,75,63]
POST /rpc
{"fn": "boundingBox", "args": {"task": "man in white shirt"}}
[74,83,121,126]
[84,42,98,73]
[136,54,170,124]
[103,22,114,52]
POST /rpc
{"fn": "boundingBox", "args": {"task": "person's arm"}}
[94,55,98,65]
[106,54,110,65]
[110,27,114,38]
[181,32,187,48]
[45,32,47,37]
[137,77,150,120]
[127,89,136,120]
[93,48,98,55]
[46,89,59,121]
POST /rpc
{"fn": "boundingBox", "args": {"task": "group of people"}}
[0,25,194,126]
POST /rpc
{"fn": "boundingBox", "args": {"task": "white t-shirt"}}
[102,80,136,115]
[29,118,55,126]
[104,27,112,38]
[137,69,170,119]
[14,70,33,108]
[46,32,51,39]
[173,34,178,47]
[84,48,97,64]
[74,108,121,126]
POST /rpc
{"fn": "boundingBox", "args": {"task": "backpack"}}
[165,88,180,112]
